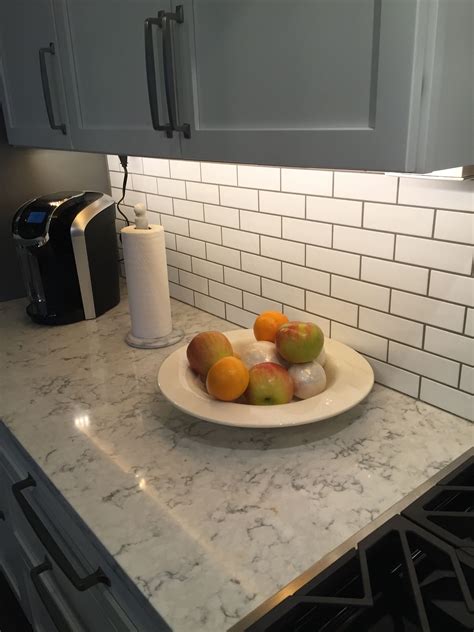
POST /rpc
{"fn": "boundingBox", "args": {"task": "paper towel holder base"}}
[125,328,184,349]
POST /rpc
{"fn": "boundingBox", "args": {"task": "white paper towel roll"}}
[121,224,173,341]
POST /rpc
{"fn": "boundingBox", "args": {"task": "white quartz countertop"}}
[1,295,472,631]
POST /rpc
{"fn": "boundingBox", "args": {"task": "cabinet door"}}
[54,0,180,158]
[0,0,71,149]
[174,0,419,171]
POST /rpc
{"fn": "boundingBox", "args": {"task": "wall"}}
[108,155,473,421]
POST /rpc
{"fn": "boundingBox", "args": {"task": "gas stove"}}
[231,449,473,632]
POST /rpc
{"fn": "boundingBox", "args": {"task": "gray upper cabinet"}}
[0,0,71,149]
[52,0,180,157]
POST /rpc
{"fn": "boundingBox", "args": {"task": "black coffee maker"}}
[12,191,120,325]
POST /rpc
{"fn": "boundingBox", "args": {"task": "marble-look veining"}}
[0,294,472,631]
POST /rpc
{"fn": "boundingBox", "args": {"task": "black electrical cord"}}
[116,154,130,226]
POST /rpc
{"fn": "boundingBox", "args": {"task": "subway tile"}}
[306,196,362,227]
[209,281,242,307]
[435,210,474,244]
[334,172,398,203]
[225,305,255,329]
[170,160,201,181]
[146,193,173,215]
[243,293,281,314]
[424,327,474,365]
[365,357,419,397]
[281,168,332,196]
[306,245,360,278]
[395,235,472,274]
[398,177,474,212]
[157,177,186,199]
[126,157,144,174]
[391,290,465,332]
[194,293,225,318]
[173,199,204,221]
[189,221,221,244]
[107,155,121,171]
[206,243,241,269]
[142,157,170,177]
[361,257,428,294]
[167,266,179,283]
[192,257,223,283]
[220,185,258,210]
[222,227,260,253]
[241,253,281,281]
[259,191,305,218]
[420,379,473,421]
[283,306,330,337]
[241,210,281,237]
[166,250,191,271]
[164,232,176,250]
[169,282,194,305]
[186,181,219,204]
[359,307,424,348]
[113,203,134,223]
[429,271,474,307]
[238,165,280,190]
[282,263,330,294]
[112,188,146,207]
[161,214,189,237]
[364,203,434,236]
[460,365,474,394]
[332,323,387,361]
[466,309,474,337]
[109,171,123,188]
[201,162,237,186]
[333,226,394,259]
[176,235,206,258]
[389,342,459,387]
[261,236,305,264]
[147,210,160,226]
[332,276,390,311]
[282,218,331,247]
[204,204,240,228]
[179,270,208,294]
[224,267,260,294]
[306,292,358,326]
[262,279,305,309]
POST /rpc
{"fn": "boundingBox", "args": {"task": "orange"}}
[206,356,250,402]
[253,311,289,342]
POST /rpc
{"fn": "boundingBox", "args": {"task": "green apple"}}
[276,321,324,363]
[186,331,233,378]
[245,362,294,405]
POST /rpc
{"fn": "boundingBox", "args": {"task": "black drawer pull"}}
[38,43,67,135]
[144,13,173,137]
[12,474,110,590]
[31,557,73,632]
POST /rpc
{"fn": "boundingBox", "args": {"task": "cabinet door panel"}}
[55,0,180,157]
[175,0,419,171]
[0,0,71,149]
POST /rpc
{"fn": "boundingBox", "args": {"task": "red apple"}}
[245,362,294,405]
[276,321,324,363]
[186,331,233,378]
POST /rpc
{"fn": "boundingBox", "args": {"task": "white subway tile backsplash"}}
[206,243,241,269]
[460,365,474,394]
[389,342,459,387]
[283,306,330,337]
[398,177,474,212]
[391,291,465,332]
[164,232,176,250]
[365,357,419,397]
[363,203,434,236]
[107,155,121,171]
[224,268,260,294]
[146,193,173,215]
[281,168,332,196]
[466,309,474,337]
[179,270,208,294]
[194,293,225,318]
[176,235,206,258]
[334,226,395,259]
[209,281,242,307]
[307,246,360,278]
[173,199,204,221]
[334,172,398,203]
[170,160,201,182]
[161,214,189,237]
[306,293,358,326]
[395,235,472,275]
[167,266,179,283]
[262,279,304,309]
[109,171,124,188]
[169,282,193,305]
[332,323,387,361]
[282,218,331,247]
[201,162,237,186]
[306,196,362,227]
[142,157,170,177]
[225,304,255,328]
[126,157,144,174]
[192,258,223,283]
[282,263,330,294]
[112,187,146,207]
[261,236,305,264]
[241,253,281,281]
[166,250,192,271]
[434,210,474,244]
[359,307,424,348]
[241,210,281,237]
[259,191,305,218]
[243,293,281,314]
[238,165,280,190]
[157,177,186,199]
[189,221,221,244]
[131,174,157,194]
[331,276,390,311]
[429,271,474,307]
[420,379,473,421]
[204,204,240,228]
[222,227,260,253]
[361,257,428,294]
[186,181,219,204]
[220,185,258,211]
[424,327,474,365]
